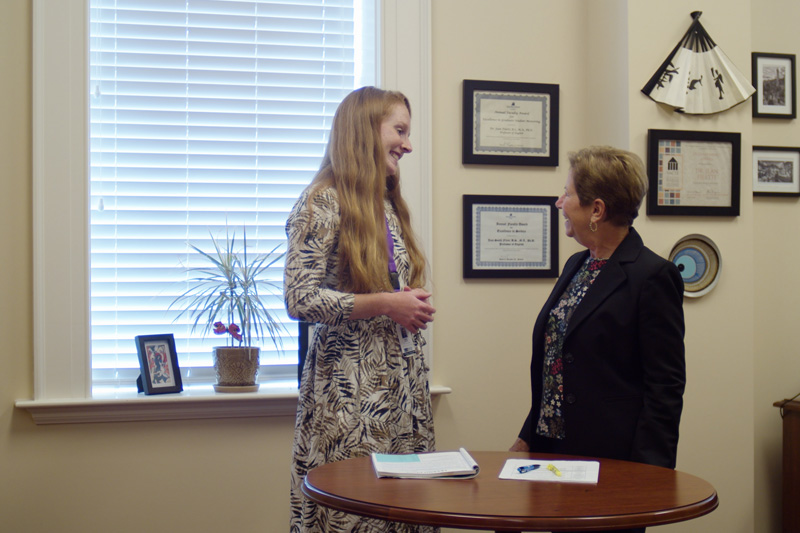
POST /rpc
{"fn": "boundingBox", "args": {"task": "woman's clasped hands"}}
[388,287,435,334]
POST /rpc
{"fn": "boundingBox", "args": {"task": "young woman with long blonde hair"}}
[285,87,436,533]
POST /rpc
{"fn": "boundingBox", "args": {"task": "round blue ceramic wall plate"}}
[669,234,721,298]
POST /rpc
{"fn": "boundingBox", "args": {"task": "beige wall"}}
[751,1,800,532]
[1,0,796,531]
[629,3,756,532]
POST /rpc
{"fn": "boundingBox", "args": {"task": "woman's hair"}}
[568,146,648,227]
[306,86,427,293]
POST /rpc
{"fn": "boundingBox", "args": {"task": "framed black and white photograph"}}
[462,80,559,166]
[752,52,796,119]
[463,195,559,279]
[753,146,800,196]
[646,129,741,217]
[135,334,183,395]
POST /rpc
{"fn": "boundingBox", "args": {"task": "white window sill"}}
[16,385,453,425]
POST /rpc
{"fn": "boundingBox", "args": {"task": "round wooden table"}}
[302,451,718,531]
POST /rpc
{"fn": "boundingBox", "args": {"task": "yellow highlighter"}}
[547,463,562,477]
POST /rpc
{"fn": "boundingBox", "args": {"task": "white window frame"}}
[19,0,439,424]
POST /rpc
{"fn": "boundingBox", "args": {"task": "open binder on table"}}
[371,448,480,479]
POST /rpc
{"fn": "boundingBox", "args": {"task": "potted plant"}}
[170,227,285,392]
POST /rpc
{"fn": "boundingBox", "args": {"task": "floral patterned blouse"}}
[284,186,436,533]
[536,256,608,439]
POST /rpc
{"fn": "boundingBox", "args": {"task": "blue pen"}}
[517,464,541,474]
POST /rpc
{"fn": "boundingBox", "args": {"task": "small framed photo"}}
[462,79,559,166]
[753,146,800,196]
[646,129,741,217]
[752,52,796,119]
[135,334,183,395]
[463,194,559,278]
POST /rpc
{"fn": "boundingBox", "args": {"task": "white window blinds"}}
[89,0,376,392]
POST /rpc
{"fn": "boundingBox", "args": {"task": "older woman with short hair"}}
[510,146,686,533]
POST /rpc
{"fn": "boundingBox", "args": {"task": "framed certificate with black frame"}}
[463,195,559,279]
[462,80,559,166]
[646,129,741,217]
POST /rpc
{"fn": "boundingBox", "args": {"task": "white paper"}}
[657,140,733,207]
[372,448,480,479]
[498,459,600,484]
[476,96,544,151]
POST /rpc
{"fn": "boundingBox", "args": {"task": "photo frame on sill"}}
[752,52,796,119]
[752,146,800,197]
[463,194,559,279]
[135,334,183,395]
[462,79,559,166]
[646,129,741,217]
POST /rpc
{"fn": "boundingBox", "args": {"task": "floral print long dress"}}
[285,187,437,533]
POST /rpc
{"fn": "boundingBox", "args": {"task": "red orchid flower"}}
[213,321,227,335]
[228,323,242,342]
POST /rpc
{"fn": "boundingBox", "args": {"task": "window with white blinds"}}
[88,0,377,392]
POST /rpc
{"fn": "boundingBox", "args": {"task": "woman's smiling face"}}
[556,168,594,245]
[380,103,412,176]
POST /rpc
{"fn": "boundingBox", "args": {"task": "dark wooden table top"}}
[302,451,718,531]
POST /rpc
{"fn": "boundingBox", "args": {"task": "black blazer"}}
[519,227,685,469]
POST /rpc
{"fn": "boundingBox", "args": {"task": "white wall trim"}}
[16,386,451,425]
[381,0,435,366]
[32,0,91,399]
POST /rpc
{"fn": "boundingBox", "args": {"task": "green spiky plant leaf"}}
[169,227,286,351]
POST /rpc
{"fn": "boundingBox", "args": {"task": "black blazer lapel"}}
[565,261,625,338]
[564,228,644,339]
[533,251,587,340]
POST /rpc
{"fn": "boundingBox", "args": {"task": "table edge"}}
[302,478,719,531]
